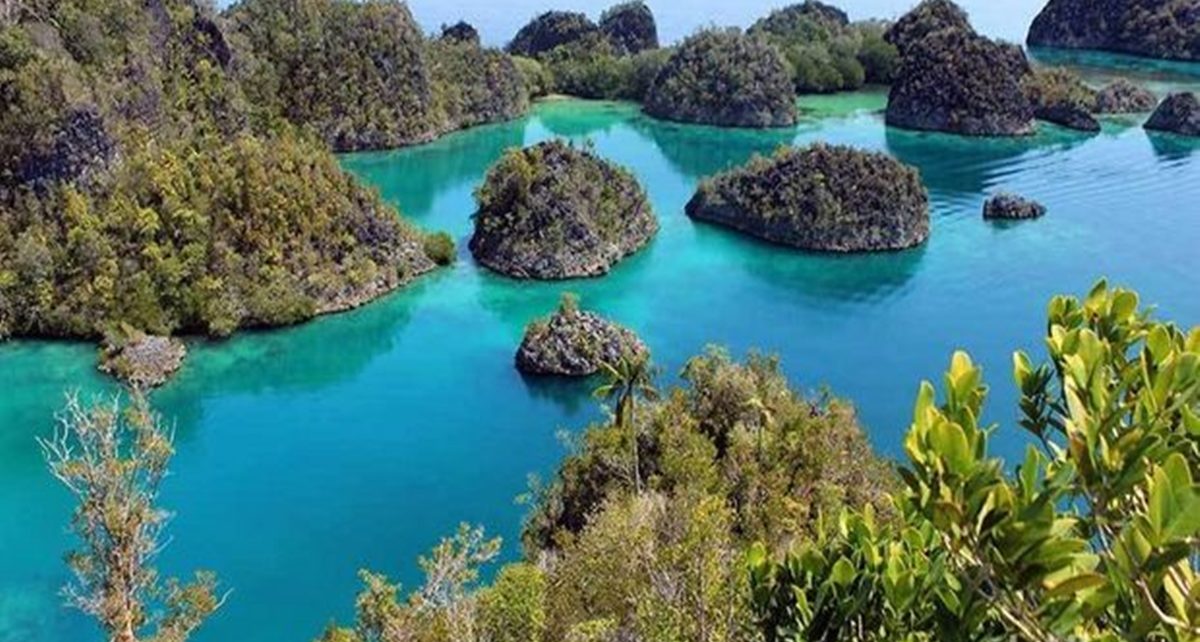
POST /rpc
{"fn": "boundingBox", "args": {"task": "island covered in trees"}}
[4,1,1200,639]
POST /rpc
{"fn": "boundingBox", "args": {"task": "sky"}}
[402,0,1050,46]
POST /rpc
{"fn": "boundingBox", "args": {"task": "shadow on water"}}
[519,373,597,416]
[688,223,928,306]
[629,114,799,180]
[884,124,1093,200]
[339,118,529,217]
[534,99,631,140]
[1147,131,1200,164]
[1029,47,1200,82]
[151,272,439,437]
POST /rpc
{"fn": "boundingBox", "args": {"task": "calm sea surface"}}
[1,43,1199,642]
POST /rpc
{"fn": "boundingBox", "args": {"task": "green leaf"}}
[1045,573,1108,599]
[830,557,856,587]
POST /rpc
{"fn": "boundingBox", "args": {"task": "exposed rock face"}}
[516,299,647,376]
[884,0,974,54]
[1027,0,1200,62]
[470,141,658,279]
[507,11,598,58]
[1144,92,1200,136]
[685,144,931,253]
[441,21,481,45]
[15,107,116,190]
[983,193,1047,220]
[1095,79,1158,113]
[99,334,188,388]
[1036,103,1101,132]
[644,29,797,128]
[599,1,659,55]
[887,26,1035,136]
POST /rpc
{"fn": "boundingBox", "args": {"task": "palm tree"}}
[594,350,659,493]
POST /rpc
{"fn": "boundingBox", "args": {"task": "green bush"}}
[478,564,547,642]
[749,281,1200,641]
[423,231,457,266]
[512,56,553,99]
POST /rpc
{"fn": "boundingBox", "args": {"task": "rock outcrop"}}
[470,141,658,279]
[983,193,1047,220]
[884,0,974,55]
[887,24,1035,136]
[1036,103,1101,132]
[685,144,931,252]
[507,11,598,58]
[1144,92,1200,136]
[599,1,659,55]
[1027,0,1200,62]
[516,295,646,377]
[1095,79,1158,113]
[644,29,797,128]
[99,333,188,388]
[440,21,481,45]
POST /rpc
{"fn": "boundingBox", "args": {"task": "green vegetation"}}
[1023,65,1098,112]
[749,281,1200,640]
[469,140,657,279]
[227,0,527,152]
[749,3,900,93]
[40,393,223,642]
[503,3,664,102]
[2,131,435,339]
[645,29,798,128]
[319,347,894,641]
[0,0,494,350]
[44,284,1200,641]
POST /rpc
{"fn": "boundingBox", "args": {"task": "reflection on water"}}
[3,53,1200,642]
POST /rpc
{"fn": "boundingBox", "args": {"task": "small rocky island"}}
[1028,0,1200,62]
[885,2,1034,136]
[99,331,188,389]
[644,29,797,128]
[507,11,599,57]
[516,294,647,377]
[685,144,931,252]
[1144,92,1200,137]
[983,193,1047,220]
[469,140,658,279]
[1095,79,1158,114]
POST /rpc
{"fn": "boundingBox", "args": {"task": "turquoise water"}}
[3,69,1200,640]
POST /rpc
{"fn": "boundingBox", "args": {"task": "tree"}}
[594,351,659,492]
[748,281,1200,641]
[39,393,223,642]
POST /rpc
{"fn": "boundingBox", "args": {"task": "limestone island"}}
[685,144,931,253]
[98,331,188,389]
[1145,93,1200,137]
[469,140,658,279]
[885,2,1035,136]
[1028,0,1200,62]
[515,294,647,377]
[1096,80,1159,114]
[984,193,1048,221]
[600,1,660,55]
[0,0,455,387]
[644,29,797,128]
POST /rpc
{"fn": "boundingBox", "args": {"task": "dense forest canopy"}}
[0,0,452,342]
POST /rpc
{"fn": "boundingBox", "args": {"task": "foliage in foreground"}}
[749,281,1200,641]
[40,394,222,642]
[45,283,1199,642]
[321,347,893,642]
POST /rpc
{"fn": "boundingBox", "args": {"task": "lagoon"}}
[2,56,1200,642]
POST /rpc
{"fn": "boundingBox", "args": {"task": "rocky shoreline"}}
[516,295,647,377]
